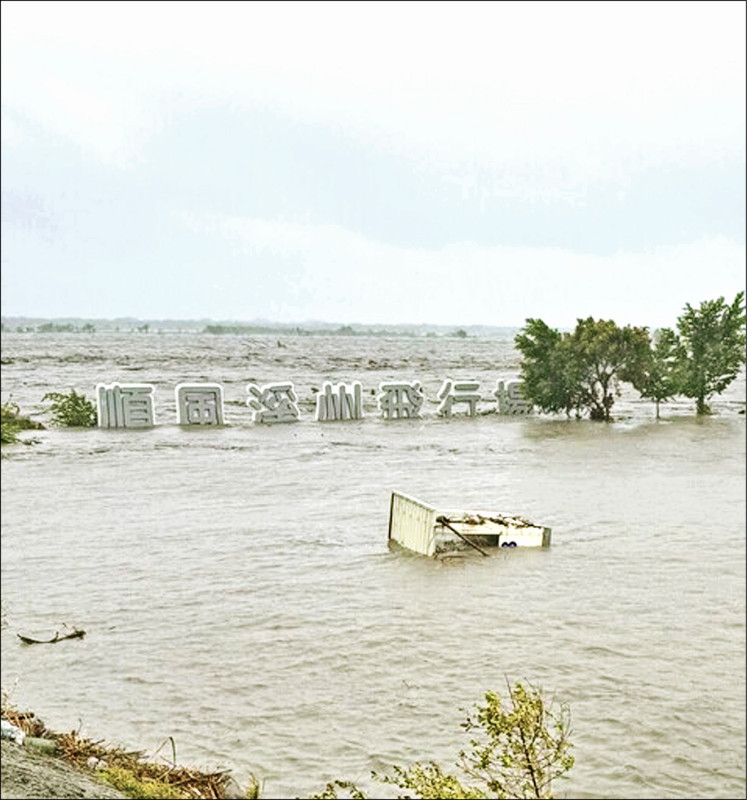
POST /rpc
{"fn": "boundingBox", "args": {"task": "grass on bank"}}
[0,701,261,799]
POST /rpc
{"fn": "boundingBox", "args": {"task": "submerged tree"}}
[513,319,582,418]
[673,291,746,415]
[622,326,680,418]
[567,318,650,421]
[515,317,649,421]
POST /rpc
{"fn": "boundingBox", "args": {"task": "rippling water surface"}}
[2,332,745,799]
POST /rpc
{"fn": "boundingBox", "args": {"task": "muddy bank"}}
[0,710,251,800]
[1,739,128,799]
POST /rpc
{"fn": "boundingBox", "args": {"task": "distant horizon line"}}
[0,315,522,331]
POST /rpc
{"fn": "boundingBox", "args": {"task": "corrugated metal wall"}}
[389,492,437,556]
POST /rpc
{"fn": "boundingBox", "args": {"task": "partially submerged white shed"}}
[387,491,551,557]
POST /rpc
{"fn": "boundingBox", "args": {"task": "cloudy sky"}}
[1,0,745,328]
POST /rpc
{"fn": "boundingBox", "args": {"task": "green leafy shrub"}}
[377,762,486,798]
[1,400,44,445]
[310,779,369,799]
[1,416,19,445]
[311,680,574,799]
[457,682,574,798]
[42,389,97,427]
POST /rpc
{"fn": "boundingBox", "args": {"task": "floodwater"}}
[1,331,745,799]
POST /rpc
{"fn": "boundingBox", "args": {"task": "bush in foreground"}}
[311,680,574,799]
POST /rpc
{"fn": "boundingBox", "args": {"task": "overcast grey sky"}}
[1,0,745,327]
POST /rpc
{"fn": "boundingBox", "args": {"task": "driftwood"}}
[17,628,85,645]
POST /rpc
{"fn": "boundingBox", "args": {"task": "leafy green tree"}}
[673,292,746,415]
[567,318,650,421]
[42,389,97,427]
[623,327,680,418]
[515,318,650,421]
[514,319,582,418]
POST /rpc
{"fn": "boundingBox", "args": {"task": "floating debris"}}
[1,718,26,745]
[388,491,551,557]
[17,626,86,645]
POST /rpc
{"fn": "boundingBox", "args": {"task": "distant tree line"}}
[515,292,746,420]
[2,323,165,334]
[202,324,421,337]
[2,322,475,338]
[2,322,97,334]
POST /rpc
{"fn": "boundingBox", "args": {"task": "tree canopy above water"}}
[672,291,746,415]
[515,317,649,421]
[515,293,746,420]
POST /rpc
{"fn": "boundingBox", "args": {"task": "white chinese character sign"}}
[495,380,533,415]
[176,383,224,425]
[247,382,300,424]
[96,383,156,428]
[315,381,363,421]
[377,381,424,420]
[437,378,481,417]
[86,375,536,428]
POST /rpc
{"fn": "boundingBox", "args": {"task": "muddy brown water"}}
[2,332,745,798]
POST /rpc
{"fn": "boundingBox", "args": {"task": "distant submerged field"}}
[1,329,745,799]
[0,315,517,338]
